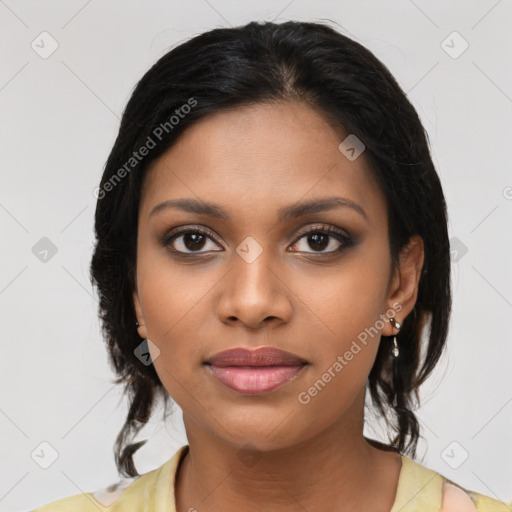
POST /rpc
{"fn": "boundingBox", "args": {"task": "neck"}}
[174,392,401,512]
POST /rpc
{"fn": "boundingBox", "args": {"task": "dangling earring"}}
[389,317,401,358]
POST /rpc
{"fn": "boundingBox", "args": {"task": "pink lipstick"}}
[205,347,308,395]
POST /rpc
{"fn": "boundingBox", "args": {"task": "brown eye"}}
[163,228,222,254]
[289,225,352,254]
[305,232,330,251]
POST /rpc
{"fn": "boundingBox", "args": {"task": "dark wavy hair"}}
[90,19,451,478]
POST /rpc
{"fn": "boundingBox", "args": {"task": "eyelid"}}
[162,224,223,249]
[291,223,350,242]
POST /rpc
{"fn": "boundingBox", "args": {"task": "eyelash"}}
[161,224,354,256]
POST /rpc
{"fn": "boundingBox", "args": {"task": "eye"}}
[162,224,353,256]
[162,226,222,254]
[289,225,352,254]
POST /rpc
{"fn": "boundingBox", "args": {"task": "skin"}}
[132,100,424,512]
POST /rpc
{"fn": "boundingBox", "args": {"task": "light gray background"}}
[1,1,511,511]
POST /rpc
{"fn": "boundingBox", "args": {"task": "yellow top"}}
[29,445,509,511]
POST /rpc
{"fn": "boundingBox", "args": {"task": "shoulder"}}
[28,475,144,512]
[28,492,106,512]
[441,481,510,511]
[28,445,189,512]
[395,454,510,512]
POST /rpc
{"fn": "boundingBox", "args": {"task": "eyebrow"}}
[149,196,369,224]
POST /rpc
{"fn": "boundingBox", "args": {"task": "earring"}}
[389,317,401,358]
[135,321,140,327]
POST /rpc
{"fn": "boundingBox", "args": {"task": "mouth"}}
[204,346,309,395]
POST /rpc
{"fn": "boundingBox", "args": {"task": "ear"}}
[132,289,148,340]
[382,234,424,336]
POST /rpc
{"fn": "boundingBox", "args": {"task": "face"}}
[132,100,423,451]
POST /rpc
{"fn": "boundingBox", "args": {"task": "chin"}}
[210,415,316,453]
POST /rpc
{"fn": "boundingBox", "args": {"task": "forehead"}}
[140,101,387,228]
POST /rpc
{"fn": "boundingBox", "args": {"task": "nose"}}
[216,247,293,330]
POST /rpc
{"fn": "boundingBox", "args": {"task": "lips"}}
[205,347,308,367]
[204,347,308,395]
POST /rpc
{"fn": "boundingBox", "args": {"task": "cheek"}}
[293,307,382,434]
[290,247,390,405]
[135,251,211,396]
[137,244,214,341]
[294,248,391,350]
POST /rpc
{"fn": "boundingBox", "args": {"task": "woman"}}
[31,20,508,512]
